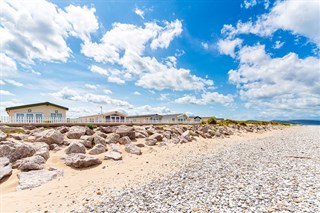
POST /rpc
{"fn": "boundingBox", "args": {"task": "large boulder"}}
[147,133,163,142]
[110,143,121,153]
[0,126,25,134]
[88,144,106,155]
[181,130,193,142]
[116,125,135,140]
[118,136,131,145]
[145,139,157,146]
[17,168,64,190]
[64,153,102,168]
[0,141,35,163]
[0,157,12,181]
[9,133,27,140]
[125,143,142,155]
[34,129,64,145]
[79,135,94,148]
[99,126,114,134]
[18,155,46,171]
[66,126,87,139]
[32,142,50,160]
[65,142,86,154]
[0,130,7,141]
[56,126,69,134]
[104,151,122,161]
[105,133,120,144]
[92,134,106,146]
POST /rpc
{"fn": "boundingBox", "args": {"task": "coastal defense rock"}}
[65,142,86,154]
[0,130,7,141]
[64,153,102,168]
[104,151,122,161]
[181,130,192,142]
[148,133,163,142]
[0,141,35,163]
[17,169,64,190]
[99,126,114,134]
[56,126,69,134]
[0,126,25,134]
[80,135,94,148]
[88,144,106,155]
[105,133,120,144]
[66,126,87,139]
[18,155,46,171]
[145,139,157,146]
[34,129,64,145]
[32,142,50,160]
[85,128,95,136]
[110,143,121,153]
[118,136,131,145]
[116,125,135,140]
[92,134,106,146]
[10,133,27,140]
[125,143,142,155]
[0,157,12,181]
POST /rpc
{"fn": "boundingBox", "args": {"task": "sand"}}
[0,129,282,212]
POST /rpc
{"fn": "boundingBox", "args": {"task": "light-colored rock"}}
[80,135,94,148]
[0,126,25,134]
[118,136,131,145]
[135,132,147,138]
[181,130,192,141]
[0,157,12,181]
[105,133,120,144]
[17,169,63,190]
[85,128,95,136]
[18,155,46,171]
[34,129,64,145]
[9,133,27,140]
[148,133,163,142]
[0,141,35,163]
[99,126,114,134]
[116,125,135,140]
[56,126,69,134]
[88,144,106,155]
[104,151,122,161]
[32,142,50,160]
[95,132,108,139]
[92,134,106,146]
[125,143,142,155]
[64,153,102,168]
[110,143,121,153]
[0,130,7,141]
[145,139,157,146]
[66,126,87,139]
[65,142,86,154]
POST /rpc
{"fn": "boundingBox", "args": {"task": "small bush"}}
[200,120,207,125]
[86,124,94,130]
[207,117,217,124]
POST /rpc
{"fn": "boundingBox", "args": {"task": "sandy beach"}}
[1,125,319,212]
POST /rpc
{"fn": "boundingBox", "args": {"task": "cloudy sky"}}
[0,0,319,120]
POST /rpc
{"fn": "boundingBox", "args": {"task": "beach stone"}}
[0,157,12,181]
[135,132,147,138]
[65,142,86,154]
[88,144,106,155]
[66,126,87,139]
[182,130,192,141]
[110,144,121,153]
[18,155,46,171]
[125,143,142,155]
[9,133,27,140]
[148,133,163,142]
[56,126,69,134]
[145,139,157,146]
[0,141,35,163]
[95,132,108,139]
[79,135,94,148]
[116,125,135,140]
[34,129,64,145]
[92,134,106,146]
[0,130,7,141]
[163,131,171,139]
[105,133,120,144]
[64,153,102,168]
[118,136,131,145]
[17,169,63,190]
[104,151,122,161]
[99,126,114,134]
[0,126,25,134]
[32,142,50,160]
[85,128,95,136]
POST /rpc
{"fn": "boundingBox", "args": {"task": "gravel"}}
[73,126,320,212]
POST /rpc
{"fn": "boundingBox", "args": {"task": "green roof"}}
[5,102,69,111]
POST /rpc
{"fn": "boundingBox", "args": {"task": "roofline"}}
[78,111,127,118]
[127,114,161,118]
[5,102,69,111]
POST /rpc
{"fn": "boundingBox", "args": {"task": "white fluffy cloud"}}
[228,44,320,116]
[241,0,257,9]
[134,8,145,19]
[4,79,23,87]
[175,92,234,106]
[217,38,243,58]
[85,84,98,90]
[133,91,141,95]
[130,105,172,115]
[0,53,17,76]
[222,0,320,47]
[0,90,14,96]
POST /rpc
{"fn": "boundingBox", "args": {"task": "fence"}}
[0,116,200,124]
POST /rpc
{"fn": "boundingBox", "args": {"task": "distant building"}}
[5,102,68,122]
[189,116,202,123]
[127,113,193,123]
[76,111,127,123]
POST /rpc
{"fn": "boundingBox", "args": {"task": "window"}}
[51,113,62,122]
[16,113,24,122]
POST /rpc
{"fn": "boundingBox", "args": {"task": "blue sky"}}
[1,0,319,120]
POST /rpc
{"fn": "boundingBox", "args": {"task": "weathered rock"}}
[50,144,62,151]
[0,126,25,134]
[145,139,157,146]
[146,127,156,136]
[88,144,106,155]
[125,143,142,155]
[56,126,69,134]
[95,132,108,139]
[179,136,189,144]
[66,126,87,139]
[0,141,35,163]
[181,130,192,142]
[135,132,147,138]
[18,155,46,171]
[79,135,94,148]
[64,153,102,168]
[171,137,180,144]
[32,142,50,160]
[0,157,12,181]
[104,151,122,161]
[105,133,120,144]
[85,128,95,136]
[116,125,135,140]
[110,143,121,153]
[148,133,163,142]
[9,133,27,140]
[65,142,86,154]
[34,129,64,145]
[0,130,7,141]
[163,131,171,139]
[99,126,114,134]
[92,134,106,146]
[17,169,63,190]
[136,143,145,148]
[118,136,131,145]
